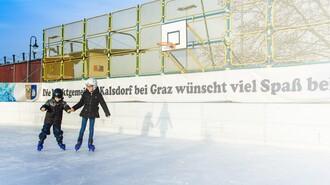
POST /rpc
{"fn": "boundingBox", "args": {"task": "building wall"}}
[0,59,42,82]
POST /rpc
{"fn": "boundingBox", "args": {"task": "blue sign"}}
[0,83,16,102]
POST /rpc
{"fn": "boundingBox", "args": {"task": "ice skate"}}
[58,142,66,150]
[75,138,82,151]
[88,139,95,151]
[37,141,43,151]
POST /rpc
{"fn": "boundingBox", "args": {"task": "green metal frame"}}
[42,0,330,82]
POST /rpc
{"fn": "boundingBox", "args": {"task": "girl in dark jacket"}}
[37,88,71,151]
[71,78,110,151]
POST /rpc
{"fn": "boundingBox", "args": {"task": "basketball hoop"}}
[157,42,176,50]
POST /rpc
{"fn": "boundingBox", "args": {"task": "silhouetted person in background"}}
[141,112,153,136]
[155,103,172,137]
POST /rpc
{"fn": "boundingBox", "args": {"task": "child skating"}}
[37,88,71,151]
[71,78,110,151]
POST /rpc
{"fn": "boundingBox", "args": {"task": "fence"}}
[42,0,330,81]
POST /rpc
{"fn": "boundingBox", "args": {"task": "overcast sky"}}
[0,0,150,63]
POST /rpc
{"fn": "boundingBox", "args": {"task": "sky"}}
[0,0,150,64]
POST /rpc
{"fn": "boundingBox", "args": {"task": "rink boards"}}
[1,63,330,149]
[0,102,330,150]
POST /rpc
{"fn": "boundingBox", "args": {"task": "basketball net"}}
[157,42,176,50]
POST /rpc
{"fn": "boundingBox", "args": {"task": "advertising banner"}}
[1,63,330,103]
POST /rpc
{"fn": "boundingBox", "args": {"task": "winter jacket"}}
[72,87,110,118]
[41,99,71,125]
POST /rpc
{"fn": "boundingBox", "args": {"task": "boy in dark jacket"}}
[71,78,110,151]
[37,88,71,151]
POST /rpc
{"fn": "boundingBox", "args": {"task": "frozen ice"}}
[0,124,330,185]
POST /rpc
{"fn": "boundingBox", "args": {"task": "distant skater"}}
[37,88,71,151]
[71,78,111,151]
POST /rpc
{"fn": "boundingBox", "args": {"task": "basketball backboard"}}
[161,21,187,51]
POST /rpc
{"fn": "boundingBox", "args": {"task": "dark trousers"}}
[78,117,95,140]
[39,123,64,143]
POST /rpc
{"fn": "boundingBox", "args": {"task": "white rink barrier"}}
[1,102,330,150]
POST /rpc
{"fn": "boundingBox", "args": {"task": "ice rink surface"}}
[0,124,330,185]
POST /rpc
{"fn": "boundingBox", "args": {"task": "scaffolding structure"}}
[43,0,330,81]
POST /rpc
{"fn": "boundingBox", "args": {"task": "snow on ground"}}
[0,124,329,185]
